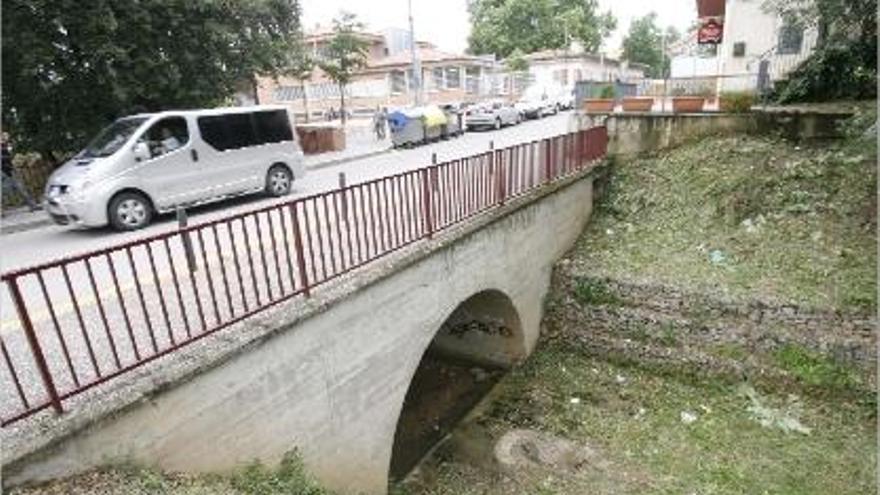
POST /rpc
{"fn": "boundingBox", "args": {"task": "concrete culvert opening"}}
[389,289,525,481]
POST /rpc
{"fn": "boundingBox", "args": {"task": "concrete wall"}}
[576,113,756,157]
[5,170,597,494]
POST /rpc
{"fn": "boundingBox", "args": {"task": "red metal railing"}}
[0,126,607,426]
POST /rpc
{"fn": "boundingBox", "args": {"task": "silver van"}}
[44,105,306,231]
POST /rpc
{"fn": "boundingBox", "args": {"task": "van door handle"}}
[190,149,199,162]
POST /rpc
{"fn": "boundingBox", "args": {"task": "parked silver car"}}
[44,105,306,231]
[465,100,520,130]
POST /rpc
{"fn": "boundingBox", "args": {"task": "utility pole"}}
[408,0,422,106]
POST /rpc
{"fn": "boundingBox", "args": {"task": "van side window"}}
[254,110,293,144]
[142,117,189,159]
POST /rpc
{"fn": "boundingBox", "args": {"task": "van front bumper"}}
[45,196,108,228]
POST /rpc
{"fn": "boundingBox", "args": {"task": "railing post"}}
[177,206,197,273]
[289,203,311,297]
[6,275,63,415]
[421,167,434,239]
[338,172,348,221]
[496,150,506,206]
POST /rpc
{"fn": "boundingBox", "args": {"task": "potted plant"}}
[621,96,654,112]
[671,86,709,113]
[583,85,616,113]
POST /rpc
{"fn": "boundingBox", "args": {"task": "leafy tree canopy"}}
[467,0,615,58]
[2,0,303,159]
[621,13,678,78]
[317,11,369,124]
[505,48,529,72]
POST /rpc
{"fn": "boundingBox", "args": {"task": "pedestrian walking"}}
[1,135,40,212]
[373,107,387,140]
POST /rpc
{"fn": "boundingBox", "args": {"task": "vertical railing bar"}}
[163,237,193,339]
[266,210,286,295]
[289,202,311,297]
[277,206,298,293]
[126,247,158,355]
[107,252,140,361]
[145,243,174,348]
[183,233,208,334]
[252,213,275,303]
[196,229,222,325]
[240,216,263,307]
[61,264,100,377]
[301,199,319,285]
[85,258,121,369]
[1,335,30,410]
[6,276,63,414]
[226,220,249,312]
[210,224,236,317]
[35,270,81,386]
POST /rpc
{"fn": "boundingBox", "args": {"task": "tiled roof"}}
[368,48,494,68]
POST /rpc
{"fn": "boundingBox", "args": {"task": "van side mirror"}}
[132,142,150,162]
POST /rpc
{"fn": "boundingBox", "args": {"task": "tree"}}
[317,12,369,126]
[286,44,316,122]
[505,48,529,72]
[762,0,876,102]
[621,13,678,78]
[467,0,615,58]
[1,0,303,163]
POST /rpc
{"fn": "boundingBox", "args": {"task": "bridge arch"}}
[388,288,526,480]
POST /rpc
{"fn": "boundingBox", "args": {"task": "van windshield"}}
[81,117,148,158]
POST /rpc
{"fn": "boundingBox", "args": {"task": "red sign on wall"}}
[697,19,724,44]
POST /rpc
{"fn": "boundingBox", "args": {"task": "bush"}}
[772,40,877,103]
[719,91,756,113]
[599,85,615,99]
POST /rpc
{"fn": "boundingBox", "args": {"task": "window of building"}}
[445,67,461,89]
[465,67,480,94]
[777,18,804,54]
[390,70,406,94]
[733,42,746,57]
[432,67,444,90]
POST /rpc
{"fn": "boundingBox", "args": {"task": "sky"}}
[300,0,698,56]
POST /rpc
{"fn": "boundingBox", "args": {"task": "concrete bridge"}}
[3,129,604,494]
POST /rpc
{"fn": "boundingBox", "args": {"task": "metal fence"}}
[0,126,608,426]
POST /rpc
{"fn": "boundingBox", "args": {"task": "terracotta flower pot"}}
[583,99,615,113]
[621,97,654,112]
[672,97,706,113]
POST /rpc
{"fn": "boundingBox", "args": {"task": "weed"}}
[773,344,861,392]
[231,450,328,495]
[572,278,620,306]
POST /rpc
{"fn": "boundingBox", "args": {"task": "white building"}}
[671,0,817,90]
[504,47,645,94]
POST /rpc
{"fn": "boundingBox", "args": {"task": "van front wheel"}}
[266,165,293,197]
[109,191,152,231]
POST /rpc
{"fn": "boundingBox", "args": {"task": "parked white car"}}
[465,100,521,130]
[44,105,306,231]
[515,94,557,119]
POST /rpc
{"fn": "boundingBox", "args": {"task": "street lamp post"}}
[408,0,422,106]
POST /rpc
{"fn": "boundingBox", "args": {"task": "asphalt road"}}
[0,111,579,424]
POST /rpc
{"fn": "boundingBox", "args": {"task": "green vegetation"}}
[467,0,615,58]
[597,85,616,99]
[763,0,876,103]
[572,278,620,306]
[12,450,330,495]
[2,0,304,162]
[398,341,876,495]
[774,344,862,392]
[574,115,877,311]
[317,12,369,126]
[621,13,680,78]
[719,91,756,113]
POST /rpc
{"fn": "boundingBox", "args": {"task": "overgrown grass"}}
[400,341,877,495]
[572,278,620,306]
[774,344,862,392]
[573,118,877,311]
[11,450,330,495]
